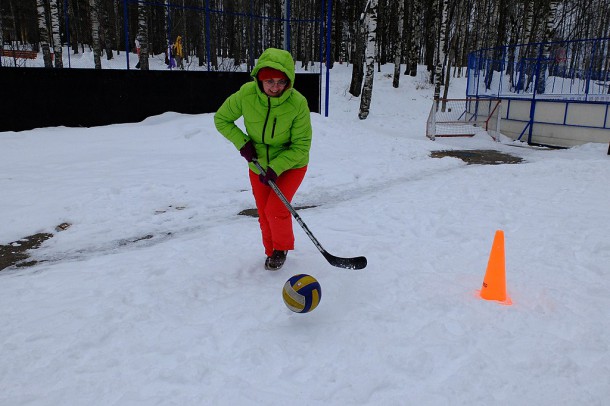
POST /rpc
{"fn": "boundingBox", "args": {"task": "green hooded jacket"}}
[214,48,312,176]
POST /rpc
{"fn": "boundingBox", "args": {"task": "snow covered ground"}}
[1,63,609,405]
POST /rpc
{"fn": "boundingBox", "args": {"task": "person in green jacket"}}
[214,48,312,270]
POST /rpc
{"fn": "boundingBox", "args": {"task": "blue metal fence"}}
[466,38,610,146]
[467,38,610,101]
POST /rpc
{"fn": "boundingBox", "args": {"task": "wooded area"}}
[2,0,609,117]
[3,0,609,69]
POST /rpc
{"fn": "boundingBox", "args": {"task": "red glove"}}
[259,167,278,185]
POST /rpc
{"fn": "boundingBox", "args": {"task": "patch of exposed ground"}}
[238,205,317,218]
[0,233,53,270]
[430,149,524,165]
[0,222,178,272]
[0,223,72,271]
[1,206,195,272]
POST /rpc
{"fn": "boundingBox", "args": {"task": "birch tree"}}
[36,0,53,68]
[49,0,63,67]
[433,0,446,100]
[358,0,378,120]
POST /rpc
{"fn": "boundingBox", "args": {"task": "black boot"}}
[265,250,288,271]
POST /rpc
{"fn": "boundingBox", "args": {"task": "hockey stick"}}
[252,159,367,270]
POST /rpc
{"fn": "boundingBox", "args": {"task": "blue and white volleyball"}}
[282,274,322,313]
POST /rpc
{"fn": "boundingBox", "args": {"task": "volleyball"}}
[282,274,322,313]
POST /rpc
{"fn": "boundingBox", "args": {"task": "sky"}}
[1,61,610,405]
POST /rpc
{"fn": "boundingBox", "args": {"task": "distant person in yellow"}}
[172,36,184,70]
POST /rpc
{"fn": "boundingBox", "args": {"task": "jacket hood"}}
[251,48,295,86]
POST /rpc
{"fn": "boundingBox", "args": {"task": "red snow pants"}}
[249,166,307,257]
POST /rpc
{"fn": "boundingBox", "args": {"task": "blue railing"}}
[467,38,610,102]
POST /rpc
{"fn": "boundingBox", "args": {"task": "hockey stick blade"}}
[323,252,368,270]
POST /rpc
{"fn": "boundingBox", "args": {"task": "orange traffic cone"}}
[479,230,512,305]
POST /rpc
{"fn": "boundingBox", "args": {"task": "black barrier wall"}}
[0,68,321,132]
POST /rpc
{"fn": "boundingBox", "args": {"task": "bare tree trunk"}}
[407,0,421,76]
[114,0,121,54]
[101,1,114,60]
[349,1,366,97]
[515,0,534,92]
[433,0,446,100]
[36,0,53,68]
[164,0,170,66]
[182,0,188,67]
[484,0,503,90]
[537,0,559,94]
[334,0,346,64]
[281,0,288,50]
[90,0,101,69]
[68,0,79,54]
[392,0,405,88]
[7,0,22,67]
[198,0,207,67]
[137,0,149,70]
[442,0,463,100]
[0,10,4,67]
[358,0,378,120]
[49,0,63,67]
[455,0,469,77]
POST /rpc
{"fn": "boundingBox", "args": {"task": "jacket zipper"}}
[261,96,271,164]
[271,117,277,139]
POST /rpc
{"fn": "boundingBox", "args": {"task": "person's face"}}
[261,78,288,97]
